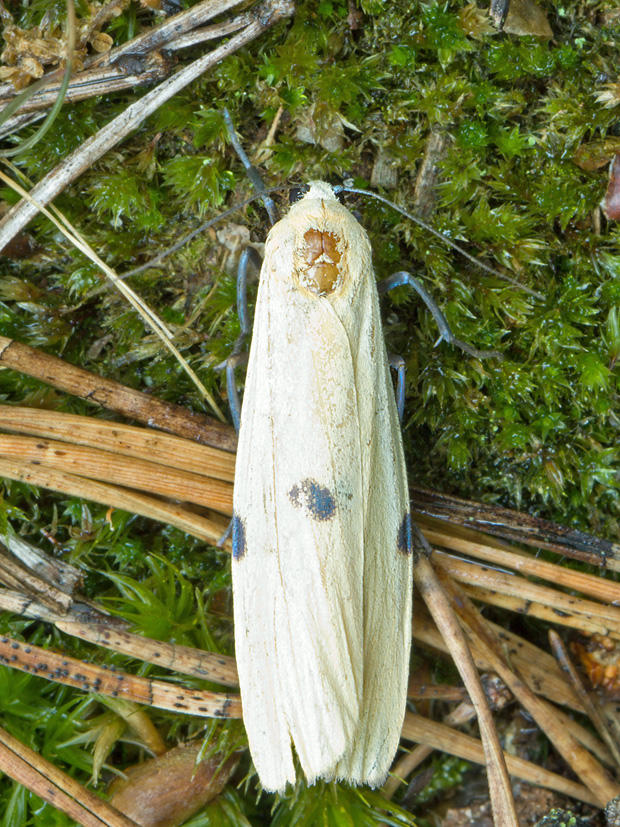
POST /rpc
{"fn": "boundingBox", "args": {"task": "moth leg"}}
[220,246,263,545]
[378,270,504,361]
[223,108,279,226]
[387,353,406,422]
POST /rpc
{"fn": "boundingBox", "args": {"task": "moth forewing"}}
[232,181,413,793]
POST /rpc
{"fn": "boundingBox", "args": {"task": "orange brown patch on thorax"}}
[303,229,341,294]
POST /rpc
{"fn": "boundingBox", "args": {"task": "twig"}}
[0,541,73,614]
[0,726,138,827]
[0,337,236,451]
[55,620,239,687]
[0,636,242,718]
[0,0,295,251]
[410,485,620,570]
[2,591,240,686]
[1,530,83,594]
[0,15,250,140]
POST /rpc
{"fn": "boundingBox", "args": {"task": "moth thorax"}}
[302,229,342,295]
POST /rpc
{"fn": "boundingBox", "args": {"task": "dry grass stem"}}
[0,407,235,480]
[0,434,233,512]
[422,516,620,604]
[437,551,620,638]
[411,486,620,570]
[412,606,615,767]
[0,458,229,544]
[400,712,601,807]
[549,630,620,770]
[385,695,479,798]
[0,725,139,827]
[432,560,620,807]
[412,602,581,706]
[413,552,519,827]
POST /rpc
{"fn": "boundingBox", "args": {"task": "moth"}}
[231,181,414,792]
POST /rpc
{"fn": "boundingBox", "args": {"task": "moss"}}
[1,0,619,821]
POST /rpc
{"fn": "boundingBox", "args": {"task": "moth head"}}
[288,181,348,296]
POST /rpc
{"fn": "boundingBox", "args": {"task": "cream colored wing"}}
[232,182,413,792]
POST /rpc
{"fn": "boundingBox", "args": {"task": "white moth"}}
[232,181,413,793]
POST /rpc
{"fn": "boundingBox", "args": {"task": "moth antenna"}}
[223,108,279,225]
[336,186,542,299]
[223,245,262,429]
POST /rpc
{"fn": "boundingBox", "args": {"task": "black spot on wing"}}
[288,479,336,521]
[232,513,247,561]
[398,513,413,555]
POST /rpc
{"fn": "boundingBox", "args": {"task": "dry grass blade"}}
[0,635,242,718]
[400,713,601,808]
[422,516,620,604]
[464,583,617,637]
[0,725,138,827]
[413,552,519,827]
[0,434,233,512]
[386,686,487,798]
[411,603,618,768]
[442,606,578,706]
[0,458,228,544]
[432,559,620,807]
[437,551,620,638]
[0,338,236,451]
